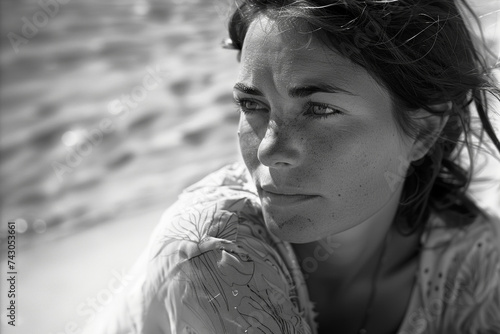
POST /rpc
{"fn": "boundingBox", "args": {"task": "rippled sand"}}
[1,0,241,243]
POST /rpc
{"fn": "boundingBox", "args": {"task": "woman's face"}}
[235,16,415,243]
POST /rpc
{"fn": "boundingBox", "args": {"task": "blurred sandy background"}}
[0,0,498,334]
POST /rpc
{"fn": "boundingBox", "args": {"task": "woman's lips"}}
[260,189,320,207]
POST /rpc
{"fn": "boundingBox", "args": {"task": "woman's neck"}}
[291,204,422,288]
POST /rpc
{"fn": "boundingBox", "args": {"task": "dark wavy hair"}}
[224,0,500,234]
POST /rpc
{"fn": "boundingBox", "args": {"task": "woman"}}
[85,0,500,333]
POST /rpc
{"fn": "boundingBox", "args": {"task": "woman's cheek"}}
[238,118,262,169]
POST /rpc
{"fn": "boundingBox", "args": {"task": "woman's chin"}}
[263,211,328,244]
[262,209,366,244]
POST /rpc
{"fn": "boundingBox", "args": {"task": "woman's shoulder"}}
[85,163,314,334]
[409,210,500,333]
[83,163,304,333]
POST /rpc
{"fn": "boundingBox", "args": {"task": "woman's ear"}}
[408,102,451,162]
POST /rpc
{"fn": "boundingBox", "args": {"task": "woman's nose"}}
[257,119,302,168]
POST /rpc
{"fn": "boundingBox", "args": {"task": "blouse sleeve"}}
[159,248,310,334]
[149,196,313,334]
[83,164,315,334]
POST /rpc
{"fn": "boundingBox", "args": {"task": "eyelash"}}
[233,97,264,114]
[233,97,344,119]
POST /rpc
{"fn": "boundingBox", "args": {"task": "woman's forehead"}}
[245,15,317,50]
[239,16,385,98]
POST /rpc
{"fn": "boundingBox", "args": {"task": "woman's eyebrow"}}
[233,83,264,96]
[233,82,355,97]
[289,83,356,98]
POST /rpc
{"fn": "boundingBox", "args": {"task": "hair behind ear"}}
[409,104,451,162]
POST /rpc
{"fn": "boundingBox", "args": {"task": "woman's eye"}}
[234,98,267,114]
[241,100,260,110]
[307,103,343,118]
